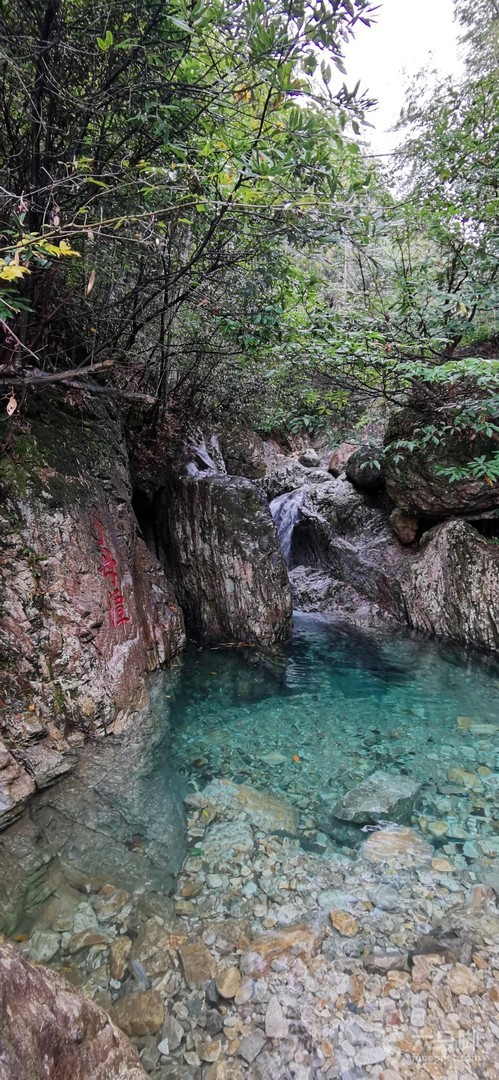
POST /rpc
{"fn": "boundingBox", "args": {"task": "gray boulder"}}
[332,770,421,826]
[345,444,385,490]
[262,456,331,500]
[299,448,321,468]
[402,519,499,651]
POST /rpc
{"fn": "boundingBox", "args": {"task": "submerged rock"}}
[332,771,421,826]
[201,779,298,833]
[362,826,434,865]
[0,941,146,1078]
[111,990,164,1037]
[156,472,291,646]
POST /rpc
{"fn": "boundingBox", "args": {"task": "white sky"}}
[342,0,463,154]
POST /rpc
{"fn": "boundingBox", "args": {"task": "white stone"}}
[265,996,289,1039]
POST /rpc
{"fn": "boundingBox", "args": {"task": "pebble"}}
[329,910,359,937]
[354,1046,386,1066]
[238,1028,267,1063]
[264,996,289,1039]
[216,967,241,999]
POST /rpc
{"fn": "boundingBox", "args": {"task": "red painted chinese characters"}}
[92,515,131,628]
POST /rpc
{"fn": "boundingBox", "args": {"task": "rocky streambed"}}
[1,617,499,1080]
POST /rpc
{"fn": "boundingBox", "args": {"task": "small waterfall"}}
[270,487,307,565]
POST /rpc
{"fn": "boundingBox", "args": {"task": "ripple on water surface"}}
[162,613,499,863]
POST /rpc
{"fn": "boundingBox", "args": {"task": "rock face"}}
[155,471,292,645]
[332,771,421,827]
[217,424,267,479]
[402,520,499,651]
[288,479,407,622]
[0,740,35,829]
[384,405,499,517]
[0,395,185,785]
[0,941,146,1079]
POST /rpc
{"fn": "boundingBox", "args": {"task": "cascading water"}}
[270,486,307,565]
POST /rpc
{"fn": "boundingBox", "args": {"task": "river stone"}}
[72,901,99,935]
[390,508,418,545]
[202,820,255,863]
[238,1028,267,1064]
[0,941,146,1078]
[362,827,434,865]
[130,919,174,979]
[179,940,216,988]
[26,928,61,963]
[110,935,132,980]
[0,740,35,830]
[241,923,325,976]
[299,449,321,467]
[160,1014,184,1052]
[202,779,298,833]
[265,996,289,1038]
[216,966,241,998]
[111,991,164,1037]
[332,771,421,826]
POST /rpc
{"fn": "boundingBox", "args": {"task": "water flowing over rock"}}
[0,941,147,1079]
[0,394,185,799]
[269,487,307,565]
[262,455,331,500]
[402,519,499,651]
[155,471,292,645]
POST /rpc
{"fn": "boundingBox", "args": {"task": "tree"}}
[0,0,376,427]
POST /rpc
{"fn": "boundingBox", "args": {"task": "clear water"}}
[163,613,499,859]
[1,614,498,939]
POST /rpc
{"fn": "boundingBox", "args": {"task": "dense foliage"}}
[0,0,498,489]
[0,0,375,429]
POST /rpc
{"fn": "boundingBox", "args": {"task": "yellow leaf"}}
[58,240,81,257]
[0,264,30,281]
[37,239,64,257]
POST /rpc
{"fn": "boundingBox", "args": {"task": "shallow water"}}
[1,614,498,937]
[161,613,499,859]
